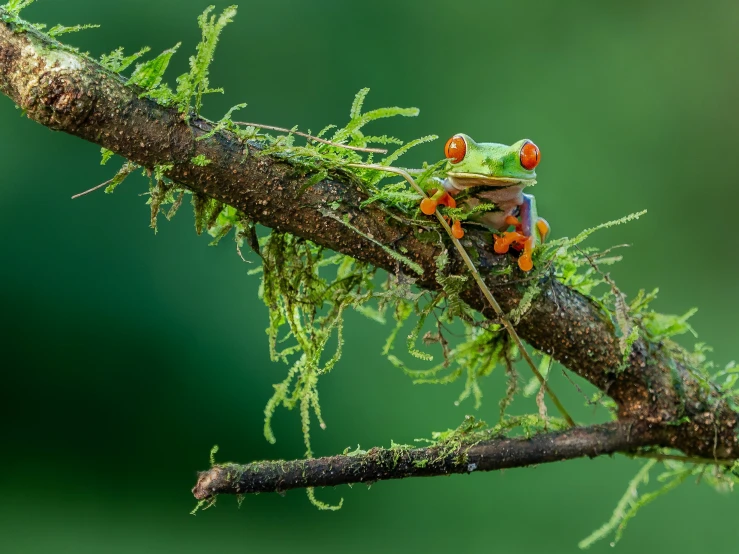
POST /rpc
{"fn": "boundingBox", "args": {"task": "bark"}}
[0,10,736,498]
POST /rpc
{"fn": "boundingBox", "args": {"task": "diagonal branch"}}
[0,9,736,499]
[192,422,666,498]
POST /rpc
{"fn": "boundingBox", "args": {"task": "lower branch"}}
[192,422,665,499]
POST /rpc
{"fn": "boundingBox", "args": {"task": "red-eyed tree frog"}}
[420,134,549,272]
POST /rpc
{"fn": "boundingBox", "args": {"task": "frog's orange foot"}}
[518,253,534,271]
[420,197,437,215]
[504,215,521,228]
[421,189,463,238]
[420,189,456,216]
[494,232,536,272]
[518,236,536,272]
[438,192,457,209]
[441,215,464,239]
[451,219,464,239]
[518,252,533,272]
[494,231,526,254]
[536,218,550,242]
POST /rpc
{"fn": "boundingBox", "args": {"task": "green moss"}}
[190,154,212,167]
[208,445,219,466]
[127,43,180,92]
[388,440,413,468]
[418,414,566,456]
[389,309,512,409]
[100,46,151,73]
[190,496,217,515]
[99,148,114,165]
[174,5,237,115]
[434,249,469,319]
[306,487,343,510]
[579,459,698,549]
[196,103,247,142]
[48,23,99,37]
[258,233,377,457]
[343,445,368,456]
[103,162,137,194]
[2,0,34,19]
[507,281,541,325]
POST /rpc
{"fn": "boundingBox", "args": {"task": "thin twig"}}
[233,122,388,154]
[561,367,604,409]
[71,177,114,199]
[536,356,553,427]
[348,163,576,427]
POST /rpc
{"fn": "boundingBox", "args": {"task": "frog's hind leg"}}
[504,214,522,229]
[494,194,548,272]
[513,194,534,271]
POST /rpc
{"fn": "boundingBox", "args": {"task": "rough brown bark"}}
[0,10,736,498]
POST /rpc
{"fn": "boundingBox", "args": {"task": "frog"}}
[419,133,549,272]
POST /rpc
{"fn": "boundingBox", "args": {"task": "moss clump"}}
[255,233,377,457]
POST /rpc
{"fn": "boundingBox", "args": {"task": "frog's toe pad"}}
[494,239,510,254]
[420,197,438,215]
[518,253,533,272]
[451,219,464,239]
[536,218,550,241]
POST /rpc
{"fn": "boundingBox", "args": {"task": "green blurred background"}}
[2,0,739,552]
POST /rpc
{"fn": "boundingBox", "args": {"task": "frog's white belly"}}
[442,178,525,231]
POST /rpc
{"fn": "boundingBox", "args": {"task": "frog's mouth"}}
[448,173,537,189]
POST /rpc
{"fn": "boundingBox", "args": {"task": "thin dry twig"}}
[71,177,114,199]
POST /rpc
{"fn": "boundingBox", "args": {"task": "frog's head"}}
[444,134,539,190]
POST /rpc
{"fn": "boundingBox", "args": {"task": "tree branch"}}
[192,422,664,498]
[0,10,736,499]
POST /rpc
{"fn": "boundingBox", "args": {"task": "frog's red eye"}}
[520,141,540,170]
[445,135,467,164]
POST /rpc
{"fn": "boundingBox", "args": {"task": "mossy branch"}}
[192,422,664,499]
[0,7,737,505]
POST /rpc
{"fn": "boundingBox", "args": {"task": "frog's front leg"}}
[420,180,465,239]
[420,187,456,215]
[493,193,549,272]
